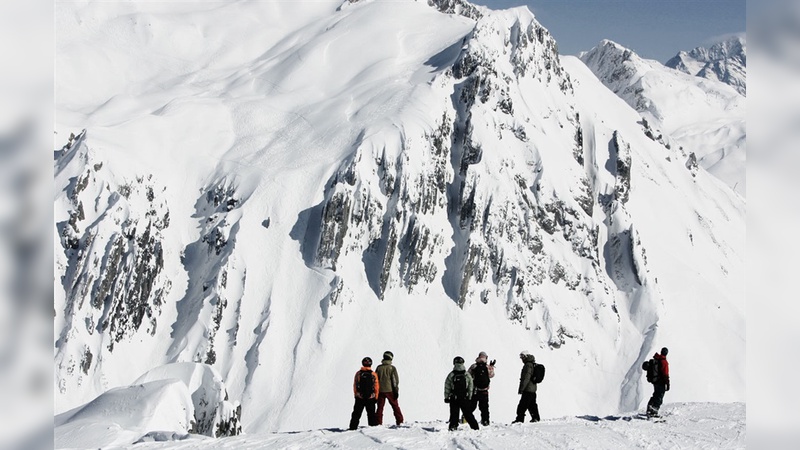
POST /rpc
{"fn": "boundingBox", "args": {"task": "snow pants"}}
[449,398,479,430]
[647,383,667,416]
[469,389,490,424]
[376,392,404,425]
[515,392,540,422]
[349,397,377,430]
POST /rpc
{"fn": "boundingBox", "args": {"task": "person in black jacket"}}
[646,347,670,417]
[512,350,540,423]
[444,356,479,431]
[467,351,495,426]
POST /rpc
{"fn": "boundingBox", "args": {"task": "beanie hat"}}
[661,347,669,356]
[362,356,373,367]
[383,351,393,361]
[453,356,465,365]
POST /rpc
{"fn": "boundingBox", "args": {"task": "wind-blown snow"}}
[54,0,745,445]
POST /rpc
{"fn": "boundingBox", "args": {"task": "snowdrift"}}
[55,363,240,449]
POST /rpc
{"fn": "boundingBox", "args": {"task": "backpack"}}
[643,359,660,384]
[452,371,468,399]
[357,370,374,398]
[473,362,490,389]
[532,363,546,384]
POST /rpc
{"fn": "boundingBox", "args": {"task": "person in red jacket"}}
[646,347,670,417]
[349,357,380,430]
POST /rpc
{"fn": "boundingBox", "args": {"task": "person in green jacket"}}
[512,350,540,423]
[444,356,479,431]
[375,351,404,425]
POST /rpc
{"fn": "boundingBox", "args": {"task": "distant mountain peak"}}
[665,35,746,96]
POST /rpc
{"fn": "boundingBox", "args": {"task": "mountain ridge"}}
[580,39,746,196]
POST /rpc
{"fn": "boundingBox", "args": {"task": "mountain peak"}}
[582,40,645,66]
[665,35,746,95]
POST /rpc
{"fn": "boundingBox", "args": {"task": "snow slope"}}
[54,0,745,441]
[580,40,745,196]
[88,403,745,450]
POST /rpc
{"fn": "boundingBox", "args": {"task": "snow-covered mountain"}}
[665,35,746,96]
[580,40,746,196]
[54,0,745,443]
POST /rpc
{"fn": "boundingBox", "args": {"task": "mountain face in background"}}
[665,35,746,96]
[580,40,746,196]
[54,0,745,434]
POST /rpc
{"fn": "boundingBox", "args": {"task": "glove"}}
[393,390,399,399]
[666,384,670,391]
[444,398,450,403]
[490,359,496,366]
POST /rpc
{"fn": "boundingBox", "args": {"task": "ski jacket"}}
[468,356,495,391]
[353,367,380,399]
[653,353,670,385]
[518,354,537,394]
[375,360,399,393]
[444,363,474,400]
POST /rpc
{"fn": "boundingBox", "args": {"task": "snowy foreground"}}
[87,403,743,450]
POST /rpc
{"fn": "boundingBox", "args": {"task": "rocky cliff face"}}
[300,7,612,346]
[55,130,172,393]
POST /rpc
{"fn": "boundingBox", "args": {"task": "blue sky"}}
[469,0,746,62]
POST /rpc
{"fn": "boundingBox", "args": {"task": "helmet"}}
[362,357,373,367]
[478,351,488,359]
[661,347,669,356]
[520,350,531,358]
[383,351,394,361]
[453,356,465,365]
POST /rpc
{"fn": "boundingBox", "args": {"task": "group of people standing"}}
[349,347,670,430]
[349,349,543,431]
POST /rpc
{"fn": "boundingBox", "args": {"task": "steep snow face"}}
[580,40,745,196]
[665,35,746,96]
[55,0,745,435]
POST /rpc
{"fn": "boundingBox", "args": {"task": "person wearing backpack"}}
[467,351,495,426]
[645,347,670,418]
[348,356,380,430]
[444,356,480,431]
[375,351,404,426]
[512,350,541,423]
